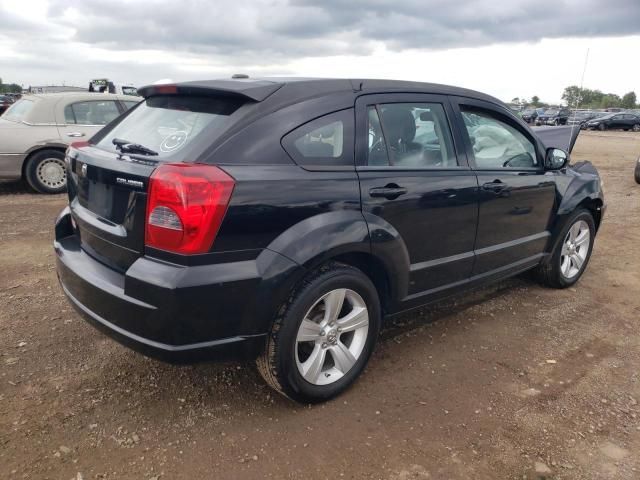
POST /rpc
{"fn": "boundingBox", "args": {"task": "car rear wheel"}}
[533,209,595,288]
[257,262,381,403]
[632,124,640,132]
[25,149,67,194]
[598,123,606,131]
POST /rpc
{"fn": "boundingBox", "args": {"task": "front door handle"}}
[66,132,85,137]
[369,184,408,200]
[482,180,508,193]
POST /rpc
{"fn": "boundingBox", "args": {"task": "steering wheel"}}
[503,152,534,168]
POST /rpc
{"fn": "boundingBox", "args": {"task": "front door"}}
[451,97,556,275]
[356,94,479,304]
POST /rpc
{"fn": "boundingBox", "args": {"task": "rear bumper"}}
[54,207,301,363]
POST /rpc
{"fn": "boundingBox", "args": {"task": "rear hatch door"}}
[67,93,248,271]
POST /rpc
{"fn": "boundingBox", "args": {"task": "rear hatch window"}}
[94,95,244,160]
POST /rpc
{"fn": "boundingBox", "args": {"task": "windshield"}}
[95,95,244,159]
[121,86,138,96]
[2,98,34,122]
[544,109,559,115]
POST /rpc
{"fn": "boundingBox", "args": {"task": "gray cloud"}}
[45,0,640,54]
[0,0,639,87]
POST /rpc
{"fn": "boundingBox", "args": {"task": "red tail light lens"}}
[145,163,235,254]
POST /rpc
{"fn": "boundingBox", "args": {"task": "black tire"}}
[533,209,595,289]
[24,149,67,194]
[632,124,640,132]
[634,161,640,184]
[598,123,606,131]
[554,119,560,126]
[257,262,381,403]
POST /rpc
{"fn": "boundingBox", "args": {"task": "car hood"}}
[531,125,580,154]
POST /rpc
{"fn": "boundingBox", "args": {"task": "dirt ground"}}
[1,130,639,480]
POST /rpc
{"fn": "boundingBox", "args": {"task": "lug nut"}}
[337,327,342,332]
[320,330,326,336]
[322,343,328,348]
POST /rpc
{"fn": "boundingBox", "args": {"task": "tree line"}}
[0,78,22,94]
[512,87,638,110]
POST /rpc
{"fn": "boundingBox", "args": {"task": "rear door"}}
[356,93,479,300]
[451,97,555,275]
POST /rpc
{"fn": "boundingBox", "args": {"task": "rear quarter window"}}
[281,109,354,167]
[3,99,34,122]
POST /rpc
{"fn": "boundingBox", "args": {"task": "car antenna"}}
[568,48,590,152]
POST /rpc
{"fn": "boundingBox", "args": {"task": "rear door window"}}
[282,109,354,167]
[368,102,456,168]
[94,95,244,160]
[65,101,120,125]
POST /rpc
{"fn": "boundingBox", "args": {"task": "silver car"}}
[0,92,140,193]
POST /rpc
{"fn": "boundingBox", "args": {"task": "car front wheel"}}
[257,262,381,403]
[25,149,67,194]
[632,124,640,132]
[534,209,595,288]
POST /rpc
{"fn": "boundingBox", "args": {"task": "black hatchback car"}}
[585,112,640,131]
[55,78,605,403]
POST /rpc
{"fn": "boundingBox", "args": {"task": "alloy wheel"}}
[560,220,590,279]
[295,288,369,386]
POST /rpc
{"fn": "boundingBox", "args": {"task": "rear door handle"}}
[482,180,508,193]
[369,185,408,200]
[66,132,85,137]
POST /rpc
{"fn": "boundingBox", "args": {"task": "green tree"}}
[622,91,637,109]
[530,95,540,107]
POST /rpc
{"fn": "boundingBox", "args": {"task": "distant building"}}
[27,85,86,94]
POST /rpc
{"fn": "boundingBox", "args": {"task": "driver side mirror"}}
[545,148,569,170]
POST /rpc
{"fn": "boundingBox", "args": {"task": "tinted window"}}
[122,101,139,111]
[282,109,354,167]
[65,101,120,125]
[369,103,456,168]
[95,95,244,160]
[461,108,537,169]
[2,99,34,122]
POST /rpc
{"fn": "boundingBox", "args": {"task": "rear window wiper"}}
[112,138,158,156]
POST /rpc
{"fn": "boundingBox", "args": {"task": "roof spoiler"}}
[531,126,580,154]
[137,79,284,102]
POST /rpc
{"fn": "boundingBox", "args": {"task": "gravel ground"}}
[1,130,639,480]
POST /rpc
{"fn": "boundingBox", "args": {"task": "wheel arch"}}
[21,144,68,180]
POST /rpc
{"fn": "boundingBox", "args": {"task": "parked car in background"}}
[521,108,544,124]
[567,111,602,129]
[585,112,640,132]
[0,92,141,193]
[54,77,605,403]
[536,107,571,126]
[0,95,13,114]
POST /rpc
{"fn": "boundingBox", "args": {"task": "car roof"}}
[138,77,505,107]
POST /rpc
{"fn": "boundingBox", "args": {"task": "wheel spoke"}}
[301,345,327,383]
[330,341,357,374]
[561,255,571,276]
[575,228,589,247]
[337,306,368,333]
[297,319,322,342]
[561,242,570,255]
[571,253,584,270]
[569,223,580,241]
[323,289,346,324]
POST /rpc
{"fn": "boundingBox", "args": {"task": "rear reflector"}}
[145,163,235,254]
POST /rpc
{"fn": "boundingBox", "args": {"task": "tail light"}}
[145,163,235,254]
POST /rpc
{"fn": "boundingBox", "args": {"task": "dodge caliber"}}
[54,78,605,403]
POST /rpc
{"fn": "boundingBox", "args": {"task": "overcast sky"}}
[1,0,639,103]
